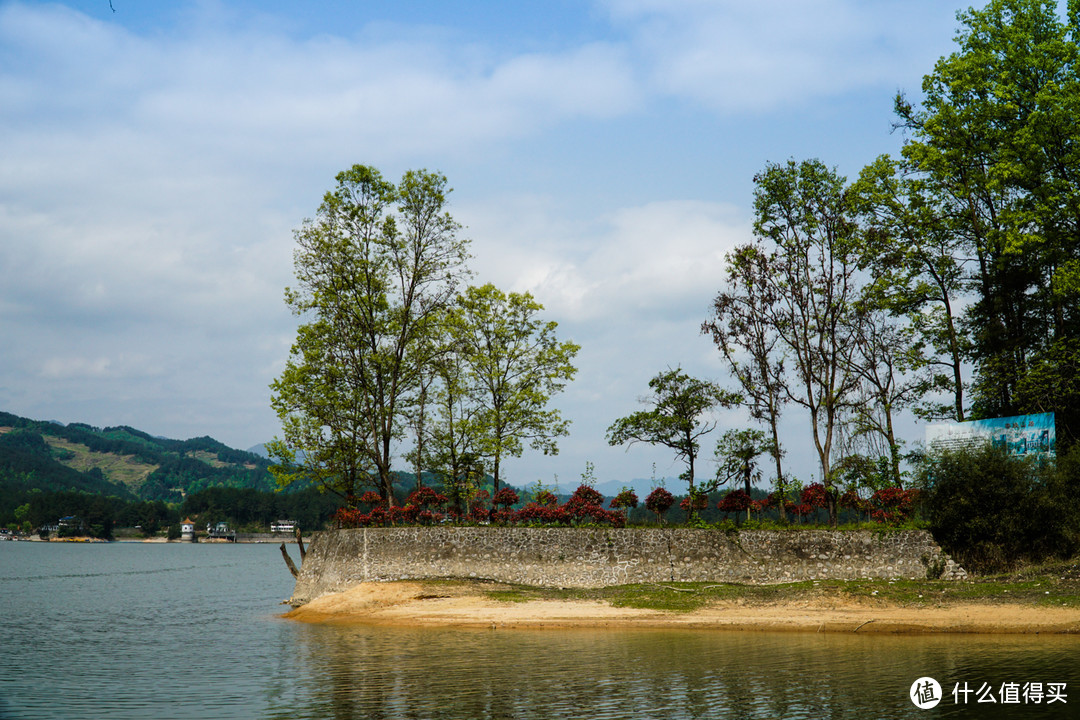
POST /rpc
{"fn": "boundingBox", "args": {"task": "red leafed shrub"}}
[790,503,814,521]
[467,505,490,523]
[563,495,602,520]
[408,487,449,509]
[515,504,571,525]
[679,494,708,512]
[717,489,751,513]
[749,499,766,515]
[839,489,869,510]
[569,484,604,506]
[801,483,828,508]
[645,487,675,523]
[415,510,443,525]
[765,491,787,508]
[870,487,920,524]
[333,507,365,528]
[492,487,520,509]
[491,509,517,525]
[359,490,383,506]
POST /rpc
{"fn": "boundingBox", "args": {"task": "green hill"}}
[0,411,276,503]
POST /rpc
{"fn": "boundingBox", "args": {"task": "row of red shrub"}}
[713,484,921,524]
[333,484,628,528]
[333,482,922,528]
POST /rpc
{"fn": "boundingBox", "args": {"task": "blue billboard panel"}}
[926,412,1055,459]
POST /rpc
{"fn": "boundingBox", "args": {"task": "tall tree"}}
[703,241,789,515]
[894,0,1080,442]
[845,305,922,488]
[424,342,487,514]
[849,155,971,422]
[268,165,470,505]
[450,284,579,495]
[751,159,863,525]
[607,368,740,520]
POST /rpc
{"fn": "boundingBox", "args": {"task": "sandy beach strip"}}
[283,581,1080,634]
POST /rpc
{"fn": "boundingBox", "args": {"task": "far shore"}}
[14,535,311,544]
[283,579,1080,635]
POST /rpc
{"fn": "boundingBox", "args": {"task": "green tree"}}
[894,0,1080,442]
[849,154,970,423]
[268,165,470,506]
[714,428,773,498]
[751,159,863,525]
[607,368,740,520]
[423,340,487,514]
[449,283,580,496]
[844,305,923,488]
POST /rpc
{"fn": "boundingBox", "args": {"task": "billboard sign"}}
[925,412,1055,459]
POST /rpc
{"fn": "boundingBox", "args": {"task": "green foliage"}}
[0,411,282,523]
[446,283,580,494]
[607,368,740,520]
[896,0,1080,442]
[269,164,470,505]
[180,486,338,530]
[714,428,774,496]
[918,442,1080,571]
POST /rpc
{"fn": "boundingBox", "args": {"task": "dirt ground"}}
[283,580,1080,634]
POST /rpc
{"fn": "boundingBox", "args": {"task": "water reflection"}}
[266,624,1080,719]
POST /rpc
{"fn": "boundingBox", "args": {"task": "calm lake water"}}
[1,541,1078,719]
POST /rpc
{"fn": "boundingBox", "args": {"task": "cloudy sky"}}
[1,0,978,492]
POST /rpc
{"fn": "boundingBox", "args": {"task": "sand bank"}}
[284,581,1080,634]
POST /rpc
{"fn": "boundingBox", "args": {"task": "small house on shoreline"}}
[206,521,236,541]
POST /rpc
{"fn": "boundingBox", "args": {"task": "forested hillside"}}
[0,410,277,503]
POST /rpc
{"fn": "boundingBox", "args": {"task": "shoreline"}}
[13,535,312,544]
[283,580,1080,635]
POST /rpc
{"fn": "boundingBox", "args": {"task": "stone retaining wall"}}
[289,527,966,604]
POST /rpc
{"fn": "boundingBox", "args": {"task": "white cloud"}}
[599,0,963,112]
[487,199,749,323]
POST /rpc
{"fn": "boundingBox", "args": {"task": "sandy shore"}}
[283,581,1080,634]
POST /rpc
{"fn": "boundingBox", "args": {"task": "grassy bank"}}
[473,559,1080,613]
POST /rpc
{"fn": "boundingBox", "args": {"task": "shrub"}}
[800,483,828,509]
[918,442,1080,571]
[569,484,604,506]
[492,488,520,509]
[717,489,751,514]
[644,487,674,525]
[609,489,639,511]
[869,487,919,525]
[407,487,449,509]
[359,491,383,506]
[839,489,871,520]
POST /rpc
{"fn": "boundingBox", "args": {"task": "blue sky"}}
[1,0,981,492]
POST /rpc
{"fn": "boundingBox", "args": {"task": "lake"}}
[1,541,1077,719]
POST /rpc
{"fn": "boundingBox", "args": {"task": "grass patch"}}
[41,436,158,490]
[476,559,1080,613]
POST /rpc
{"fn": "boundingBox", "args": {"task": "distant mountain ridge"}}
[0,410,276,502]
